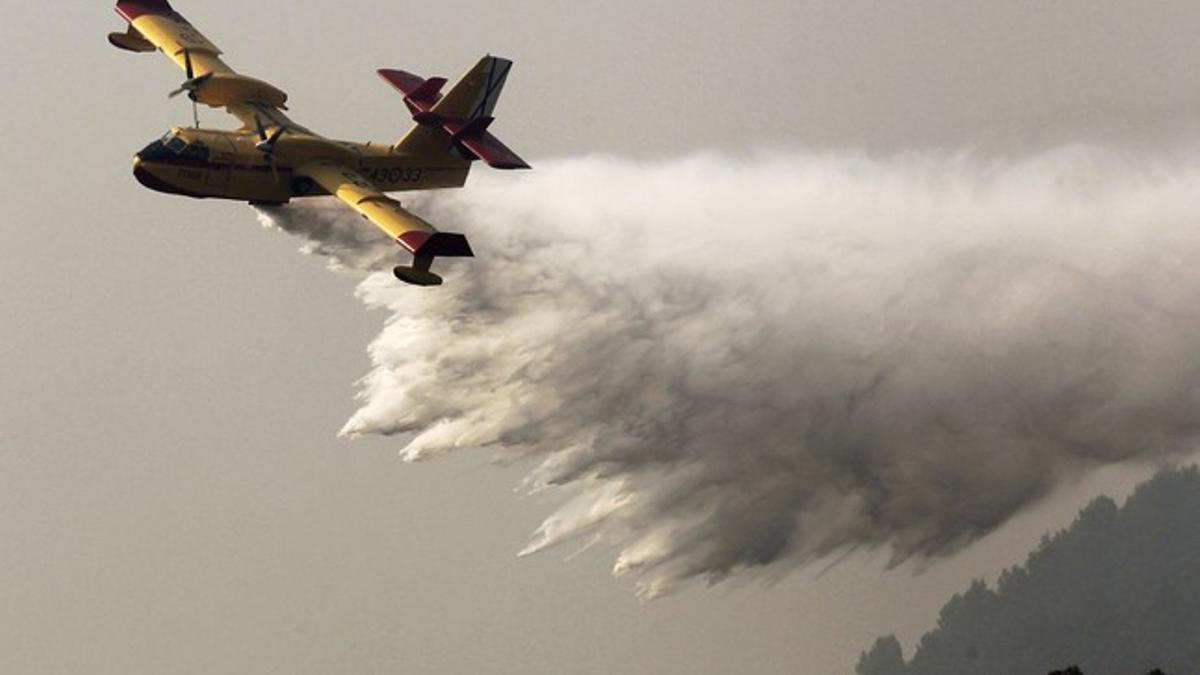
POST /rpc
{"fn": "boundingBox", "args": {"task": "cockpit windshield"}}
[162,134,187,154]
[153,132,209,161]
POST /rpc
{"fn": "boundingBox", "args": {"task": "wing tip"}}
[115,0,177,22]
[397,231,474,258]
[393,265,444,286]
[108,29,156,52]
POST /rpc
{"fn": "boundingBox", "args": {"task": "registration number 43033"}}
[363,167,424,184]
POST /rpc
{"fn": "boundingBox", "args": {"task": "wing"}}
[111,0,309,133]
[298,161,473,285]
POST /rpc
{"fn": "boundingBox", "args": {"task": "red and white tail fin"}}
[379,56,530,170]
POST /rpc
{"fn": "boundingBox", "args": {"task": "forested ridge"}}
[856,467,1200,675]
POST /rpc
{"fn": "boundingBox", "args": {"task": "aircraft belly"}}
[228,167,289,200]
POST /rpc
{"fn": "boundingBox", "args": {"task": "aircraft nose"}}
[131,151,190,196]
[132,155,151,187]
[131,154,167,192]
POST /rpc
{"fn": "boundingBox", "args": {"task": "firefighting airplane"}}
[109,0,528,286]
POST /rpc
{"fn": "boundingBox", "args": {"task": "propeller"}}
[167,50,213,128]
[253,114,288,182]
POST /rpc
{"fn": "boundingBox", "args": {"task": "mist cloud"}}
[256,148,1200,597]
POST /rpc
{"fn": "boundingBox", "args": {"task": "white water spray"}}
[257,148,1200,597]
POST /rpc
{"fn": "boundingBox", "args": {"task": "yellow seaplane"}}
[109,0,528,285]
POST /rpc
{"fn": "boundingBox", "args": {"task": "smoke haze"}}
[256,149,1200,597]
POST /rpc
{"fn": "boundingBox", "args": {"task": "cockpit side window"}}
[165,137,187,154]
[181,142,210,162]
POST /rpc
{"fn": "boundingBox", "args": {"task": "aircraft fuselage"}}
[132,127,472,204]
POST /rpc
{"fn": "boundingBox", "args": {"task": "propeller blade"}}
[169,69,210,100]
[254,115,288,154]
[169,52,211,125]
[269,157,280,183]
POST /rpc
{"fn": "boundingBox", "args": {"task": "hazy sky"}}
[2,2,1197,673]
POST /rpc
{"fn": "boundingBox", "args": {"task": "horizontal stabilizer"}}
[377,69,424,95]
[378,69,446,114]
[408,78,447,107]
[459,132,530,170]
[449,116,494,139]
[436,115,529,169]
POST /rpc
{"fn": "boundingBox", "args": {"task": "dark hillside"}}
[856,467,1200,675]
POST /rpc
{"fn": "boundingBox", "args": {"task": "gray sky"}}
[2,1,1195,673]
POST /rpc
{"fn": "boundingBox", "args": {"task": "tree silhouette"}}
[856,636,907,675]
[856,466,1200,675]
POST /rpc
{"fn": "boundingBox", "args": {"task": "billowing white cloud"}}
[257,148,1200,597]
